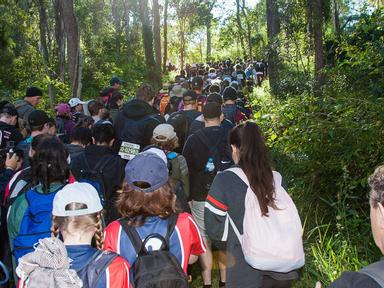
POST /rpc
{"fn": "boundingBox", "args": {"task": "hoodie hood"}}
[123,99,156,119]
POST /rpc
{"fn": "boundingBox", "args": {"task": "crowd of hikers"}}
[0,58,383,288]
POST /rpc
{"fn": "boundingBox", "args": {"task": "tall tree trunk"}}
[139,0,161,89]
[206,20,212,62]
[59,0,81,98]
[37,0,55,106]
[123,1,131,52]
[54,0,65,82]
[333,0,341,39]
[152,0,161,74]
[236,0,246,59]
[241,0,252,59]
[112,0,123,54]
[311,0,325,87]
[162,0,168,73]
[266,0,280,95]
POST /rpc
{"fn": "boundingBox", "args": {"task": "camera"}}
[5,141,24,159]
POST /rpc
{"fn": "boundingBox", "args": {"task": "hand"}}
[5,153,22,171]
[315,281,322,288]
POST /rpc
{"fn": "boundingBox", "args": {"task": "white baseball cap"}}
[68,98,86,108]
[52,182,103,217]
[153,124,177,142]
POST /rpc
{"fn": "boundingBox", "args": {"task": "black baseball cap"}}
[28,110,50,127]
[223,86,237,101]
[191,76,203,88]
[0,104,18,117]
[26,86,43,98]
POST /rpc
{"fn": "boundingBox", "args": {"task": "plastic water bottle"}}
[205,157,215,173]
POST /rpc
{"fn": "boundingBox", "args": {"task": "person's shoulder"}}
[329,271,381,288]
[105,219,121,233]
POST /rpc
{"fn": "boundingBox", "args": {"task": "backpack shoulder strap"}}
[94,155,115,172]
[359,260,384,287]
[119,218,142,255]
[164,213,178,247]
[78,153,91,172]
[227,167,250,187]
[89,251,118,288]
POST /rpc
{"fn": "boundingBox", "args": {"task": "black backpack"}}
[119,214,188,288]
[167,112,192,148]
[77,153,114,207]
[77,250,118,288]
[193,128,230,195]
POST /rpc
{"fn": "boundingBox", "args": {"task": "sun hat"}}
[52,182,103,217]
[124,153,168,193]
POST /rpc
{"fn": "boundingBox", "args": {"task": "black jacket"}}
[70,145,126,223]
[0,121,23,149]
[114,99,164,149]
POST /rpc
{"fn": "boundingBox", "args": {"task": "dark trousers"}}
[261,275,293,288]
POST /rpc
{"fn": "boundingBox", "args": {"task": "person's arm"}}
[204,173,230,242]
[186,213,206,265]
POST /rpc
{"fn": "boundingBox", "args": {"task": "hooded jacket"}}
[114,99,165,149]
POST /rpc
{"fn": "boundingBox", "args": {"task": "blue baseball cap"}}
[124,153,168,193]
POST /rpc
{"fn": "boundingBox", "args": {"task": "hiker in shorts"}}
[70,123,125,224]
[182,103,232,288]
[104,152,205,287]
[315,165,384,288]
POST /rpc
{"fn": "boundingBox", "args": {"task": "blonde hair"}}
[51,203,104,250]
[151,135,179,151]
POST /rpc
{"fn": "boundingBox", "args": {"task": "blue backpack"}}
[13,185,64,264]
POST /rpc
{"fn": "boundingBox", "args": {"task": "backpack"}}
[120,114,162,148]
[359,260,384,287]
[4,168,33,210]
[194,128,229,195]
[13,185,64,264]
[119,214,188,288]
[226,167,305,273]
[167,112,192,147]
[77,153,114,207]
[77,250,118,288]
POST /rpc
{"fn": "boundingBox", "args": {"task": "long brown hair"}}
[51,203,104,249]
[229,121,276,216]
[116,181,177,226]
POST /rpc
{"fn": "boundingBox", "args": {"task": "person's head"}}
[136,83,156,105]
[75,115,94,129]
[25,86,43,107]
[31,135,69,193]
[28,133,52,159]
[51,182,104,249]
[202,102,223,127]
[116,153,176,226]
[368,166,384,254]
[55,103,71,118]
[109,91,124,109]
[46,118,57,135]
[191,76,203,92]
[229,122,275,216]
[68,98,85,113]
[209,84,221,94]
[92,123,114,146]
[28,110,51,135]
[88,100,104,117]
[182,90,197,110]
[0,104,18,126]
[70,127,92,147]
[206,93,223,105]
[223,86,237,104]
[110,77,122,90]
[151,124,179,151]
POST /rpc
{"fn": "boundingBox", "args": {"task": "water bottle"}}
[205,157,215,173]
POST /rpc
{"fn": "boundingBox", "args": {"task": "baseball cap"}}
[28,110,50,127]
[141,146,167,165]
[169,85,185,98]
[26,86,43,98]
[0,104,18,116]
[125,153,168,193]
[203,102,222,119]
[191,76,203,88]
[68,98,86,108]
[110,77,122,86]
[182,90,197,102]
[153,124,177,142]
[223,86,238,101]
[55,103,71,116]
[52,182,103,217]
